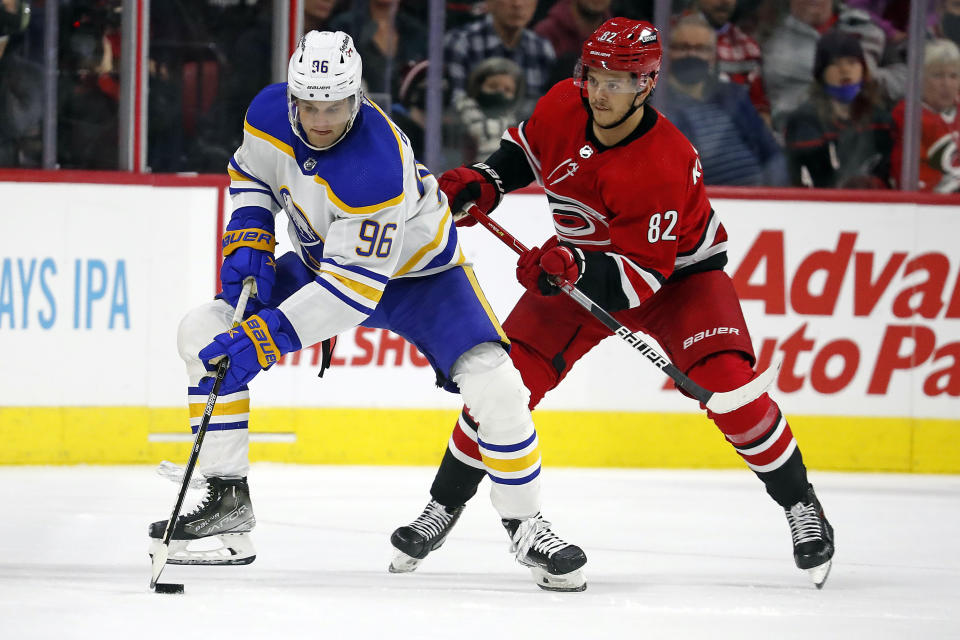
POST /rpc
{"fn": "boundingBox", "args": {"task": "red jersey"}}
[504,79,727,309]
[891,100,960,192]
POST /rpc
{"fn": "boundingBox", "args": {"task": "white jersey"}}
[227,83,463,347]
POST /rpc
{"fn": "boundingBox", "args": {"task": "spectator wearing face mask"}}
[444,0,555,113]
[454,56,526,163]
[891,38,960,193]
[783,29,893,189]
[763,0,904,130]
[660,14,787,186]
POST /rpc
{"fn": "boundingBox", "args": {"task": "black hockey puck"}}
[154,582,185,594]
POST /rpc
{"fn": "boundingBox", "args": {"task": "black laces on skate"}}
[407,500,457,541]
[786,502,824,545]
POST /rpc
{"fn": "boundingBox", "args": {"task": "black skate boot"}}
[148,476,256,566]
[503,514,587,592]
[389,499,465,573]
[784,484,834,588]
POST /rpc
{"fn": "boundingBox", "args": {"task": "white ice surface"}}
[1,465,958,640]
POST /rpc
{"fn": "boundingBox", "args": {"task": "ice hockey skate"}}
[785,484,834,588]
[503,514,587,592]
[148,476,256,565]
[389,499,464,573]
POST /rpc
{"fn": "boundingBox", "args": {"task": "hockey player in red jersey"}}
[390,18,835,588]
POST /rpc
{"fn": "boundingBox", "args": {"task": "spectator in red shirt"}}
[693,0,771,124]
[891,38,960,192]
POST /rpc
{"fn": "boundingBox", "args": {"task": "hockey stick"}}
[463,203,780,414]
[149,278,255,589]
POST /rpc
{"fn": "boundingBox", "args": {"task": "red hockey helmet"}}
[576,18,662,89]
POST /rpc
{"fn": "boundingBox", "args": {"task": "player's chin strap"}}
[594,98,643,130]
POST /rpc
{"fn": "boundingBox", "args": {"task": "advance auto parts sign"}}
[722,198,958,419]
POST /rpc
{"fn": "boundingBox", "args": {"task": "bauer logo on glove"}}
[241,316,280,367]
[197,309,301,395]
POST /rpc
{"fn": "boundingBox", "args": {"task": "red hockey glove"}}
[438,162,505,227]
[516,237,583,296]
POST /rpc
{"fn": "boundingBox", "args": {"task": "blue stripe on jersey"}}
[316,277,376,315]
[229,187,274,197]
[478,431,537,453]
[415,172,425,198]
[488,467,541,485]
[420,224,459,272]
[191,421,248,434]
[229,157,273,191]
[319,257,390,284]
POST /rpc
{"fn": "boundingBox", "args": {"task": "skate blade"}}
[807,559,832,589]
[149,533,256,566]
[530,567,587,592]
[388,550,423,574]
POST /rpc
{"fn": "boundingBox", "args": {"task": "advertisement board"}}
[1,178,957,470]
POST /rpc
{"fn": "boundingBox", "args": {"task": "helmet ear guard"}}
[287,30,364,150]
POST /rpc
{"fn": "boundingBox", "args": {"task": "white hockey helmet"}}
[287,30,363,150]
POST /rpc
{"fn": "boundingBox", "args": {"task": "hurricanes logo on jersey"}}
[546,159,580,185]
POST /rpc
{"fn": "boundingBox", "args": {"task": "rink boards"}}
[0,178,957,471]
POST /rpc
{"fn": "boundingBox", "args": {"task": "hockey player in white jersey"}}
[148,31,588,591]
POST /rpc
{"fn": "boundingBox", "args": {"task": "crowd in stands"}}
[1,0,958,194]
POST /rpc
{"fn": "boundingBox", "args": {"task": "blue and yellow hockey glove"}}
[220,207,277,306]
[198,309,301,394]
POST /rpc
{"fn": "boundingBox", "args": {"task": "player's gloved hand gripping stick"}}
[462,203,781,414]
[149,278,255,591]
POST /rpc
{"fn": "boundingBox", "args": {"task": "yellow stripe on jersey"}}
[394,207,452,276]
[244,120,295,158]
[228,167,252,182]
[323,271,384,304]
[188,398,250,419]
[481,447,541,473]
[313,174,405,215]
[462,265,509,344]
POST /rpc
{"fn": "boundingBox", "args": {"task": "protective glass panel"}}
[147,0,275,173]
